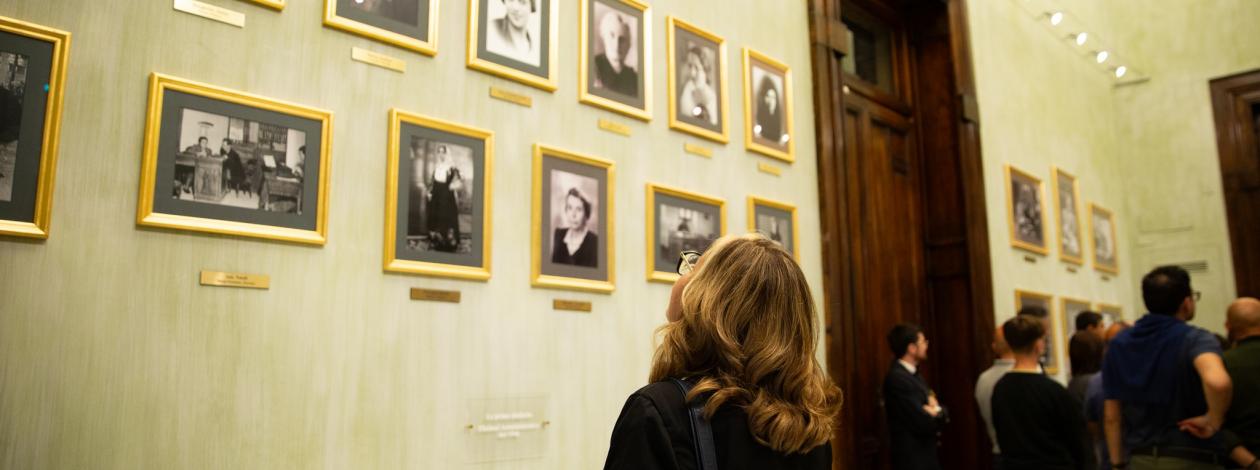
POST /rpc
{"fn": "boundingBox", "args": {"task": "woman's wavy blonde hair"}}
[649,233,843,454]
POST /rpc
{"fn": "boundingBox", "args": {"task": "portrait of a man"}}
[591,4,639,97]
[580,0,650,120]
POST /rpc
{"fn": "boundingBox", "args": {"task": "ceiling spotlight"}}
[1049,12,1063,26]
[1115,66,1127,78]
[1075,32,1088,46]
[1096,51,1109,63]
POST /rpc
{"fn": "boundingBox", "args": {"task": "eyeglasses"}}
[1193,291,1202,301]
[676,250,702,276]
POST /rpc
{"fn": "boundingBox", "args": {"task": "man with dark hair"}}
[992,316,1090,469]
[883,323,948,470]
[1078,311,1105,336]
[1224,297,1260,469]
[1019,306,1055,371]
[1103,266,1233,469]
[1070,311,1106,405]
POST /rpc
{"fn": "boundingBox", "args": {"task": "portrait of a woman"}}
[425,144,463,252]
[754,74,783,143]
[552,187,599,267]
[678,43,719,127]
[486,0,540,66]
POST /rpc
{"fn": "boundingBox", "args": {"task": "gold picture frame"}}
[1096,302,1123,323]
[1015,289,1060,375]
[1060,296,1092,343]
[137,73,333,245]
[0,16,70,239]
[646,183,726,283]
[323,0,440,55]
[578,0,652,121]
[467,0,560,91]
[531,144,615,293]
[1051,166,1084,265]
[742,48,794,162]
[1089,203,1119,274]
[746,195,799,259]
[1005,164,1049,255]
[384,109,494,280]
[666,16,729,144]
[243,0,285,11]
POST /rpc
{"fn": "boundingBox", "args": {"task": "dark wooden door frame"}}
[1210,69,1260,298]
[807,0,996,468]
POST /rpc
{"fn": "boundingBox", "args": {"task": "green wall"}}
[0,0,822,468]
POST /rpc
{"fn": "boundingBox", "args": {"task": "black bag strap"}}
[671,378,718,470]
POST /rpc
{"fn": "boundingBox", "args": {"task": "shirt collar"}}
[898,359,917,375]
[993,358,1015,366]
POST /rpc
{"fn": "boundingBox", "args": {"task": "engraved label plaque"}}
[489,87,533,107]
[410,288,462,303]
[757,162,783,176]
[466,396,550,463]
[351,47,406,73]
[553,299,592,312]
[200,270,270,289]
[173,0,246,27]
[597,119,631,137]
[684,143,713,158]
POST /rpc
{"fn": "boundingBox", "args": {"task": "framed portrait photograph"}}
[1015,289,1060,375]
[578,0,650,121]
[531,144,614,293]
[1089,203,1119,274]
[1005,164,1048,255]
[324,0,439,55]
[467,0,558,91]
[0,17,69,239]
[747,195,797,259]
[137,73,332,245]
[647,183,725,283]
[666,16,728,143]
[742,48,793,162]
[243,0,285,10]
[1059,297,1093,344]
[1096,303,1123,326]
[1051,166,1083,264]
[385,110,493,280]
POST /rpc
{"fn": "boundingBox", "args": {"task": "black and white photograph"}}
[667,17,727,142]
[1052,168,1083,264]
[1016,290,1059,374]
[532,145,614,293]
[579,0,650,120]
[748,196,797,258]
[406,139,475,254]
[743,49,793,161]
[1097,303,1123,327]
[0,50,28,203]
[0,17,68,239]
[172,108,307,214]
[385,110,492,280]
[324,0,437,55]
[138,74,330,245]
[1060,297,1092,342]
[648,184,724,282]
[469,0,557,90]
[1005,165,1048,254]
[1090,204,1118,273]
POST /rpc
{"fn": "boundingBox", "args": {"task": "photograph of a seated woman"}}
[677,42,719,128]
[551,187,598,267]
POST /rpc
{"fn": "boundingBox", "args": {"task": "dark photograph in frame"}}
[1052,166,1084,264]
[1089,203,1119,274]
[137,74,331,245]
[742,48,794,162]
[579,0,650,121]
[666,16,727,143]
[0,16,69,239]
[324,0,438,55]
[385,110,493,280]
[747,196,797,259]
[1059,297,1093,349]
[1005,164,1048,255]
[531,144,614,293]
[467,0,558,91]
[647,183,724,283]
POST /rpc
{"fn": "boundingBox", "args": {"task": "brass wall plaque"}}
[1023,255,1037,263]
[553,299,592,312]
[1066,266,1078,273]
[489,87,533,107]
[351,47,406,73]
[757,162,783,176]
[173,0,246,28]
[597,119,631,137]
[411,288,462,303]
[199,270,270,289]
[683,143,713,158]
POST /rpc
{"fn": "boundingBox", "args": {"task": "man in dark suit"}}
[884,323,949,470]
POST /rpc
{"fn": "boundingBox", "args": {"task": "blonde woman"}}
[604,234,842,470]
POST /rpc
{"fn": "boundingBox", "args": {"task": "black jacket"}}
[604,381,831,470]
[883,361,948,470]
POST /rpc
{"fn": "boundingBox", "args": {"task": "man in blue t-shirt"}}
[1102,266,1234,469]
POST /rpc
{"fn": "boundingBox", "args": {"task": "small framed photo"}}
[747,195,797,259]
[1005,164,1048,255]
[578,0,651,121]
[1051,167,1083,264]
[531,144,614,293]
[243,0,285,10]
[742,48,793,162]
[385,110,493,280]
[666,16,728,143]
[0,17,69,239]
[467,0,559,91]
[323,0,439,55]
[1060,297,1092,343]
[137,73,332,245]
[647,183,725,283]
[1096,303,1123,326]
[1015,289,1060,375]
[1089,203,1119,274]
